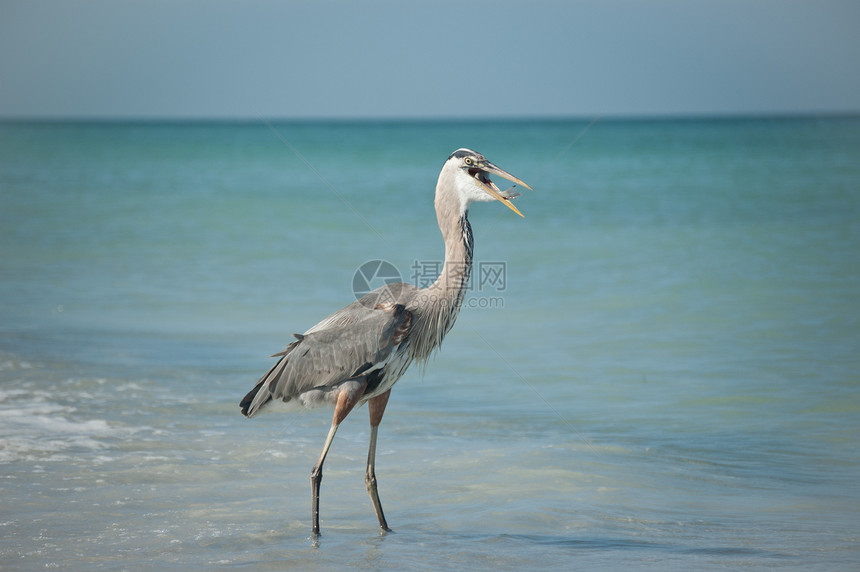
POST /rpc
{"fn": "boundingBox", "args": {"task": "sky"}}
[1,0,859,119]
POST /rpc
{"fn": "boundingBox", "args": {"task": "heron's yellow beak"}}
[476,161,532,218]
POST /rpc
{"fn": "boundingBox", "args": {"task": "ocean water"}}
[1,118,859,570]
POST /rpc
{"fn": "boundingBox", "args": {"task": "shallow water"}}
[1,118,859,569]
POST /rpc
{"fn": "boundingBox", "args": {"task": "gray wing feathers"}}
[304,283,418,334]
[241,300,410,417]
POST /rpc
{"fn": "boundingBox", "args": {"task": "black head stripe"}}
[448,148,477,161]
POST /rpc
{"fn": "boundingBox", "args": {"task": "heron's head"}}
[440,148,533,218]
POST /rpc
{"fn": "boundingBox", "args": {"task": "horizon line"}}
[1,110,859,125]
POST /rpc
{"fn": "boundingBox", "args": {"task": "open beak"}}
[473,161,533,218]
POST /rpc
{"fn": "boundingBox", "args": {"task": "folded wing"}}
[240,299,412,417]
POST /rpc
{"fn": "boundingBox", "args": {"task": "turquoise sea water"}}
[1,118,859,569]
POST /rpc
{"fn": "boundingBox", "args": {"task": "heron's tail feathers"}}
[240,383,266,418]
[241,337,305,417]
[240,348,294,417]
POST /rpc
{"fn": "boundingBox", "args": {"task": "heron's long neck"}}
[409,202,474,363]
[428,213,473,306]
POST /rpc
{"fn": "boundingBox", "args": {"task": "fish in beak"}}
[468,159,533,218]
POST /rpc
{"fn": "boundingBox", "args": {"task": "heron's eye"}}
[464,157,473,166]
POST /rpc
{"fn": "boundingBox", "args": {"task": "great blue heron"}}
[240,148,531,535]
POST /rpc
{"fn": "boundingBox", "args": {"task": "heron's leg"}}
[365,389,392,531]
[311,383,364,535]
[310,422,338,536]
